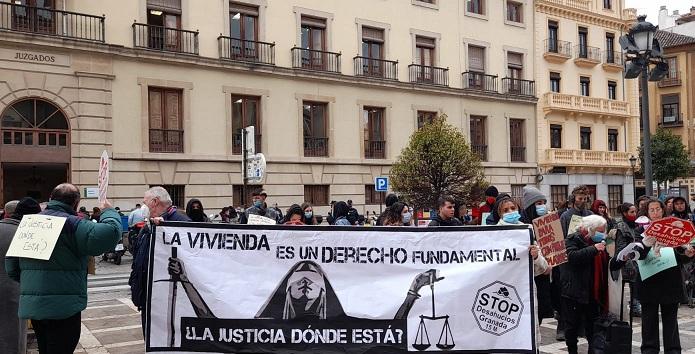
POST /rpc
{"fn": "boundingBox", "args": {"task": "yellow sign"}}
[6,214,66,260]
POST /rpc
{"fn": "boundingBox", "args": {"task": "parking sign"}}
[375,177,389,192]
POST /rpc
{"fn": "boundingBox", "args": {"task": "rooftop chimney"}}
[660,5,667,10]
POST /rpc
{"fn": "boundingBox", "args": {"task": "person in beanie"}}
[6,184,122,354]
[0,198,39,354]
[520,186,548,224]
[472,185,498,225]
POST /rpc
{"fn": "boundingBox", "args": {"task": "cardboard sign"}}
[532,212,568,267]
[644,217,695,247]
[637,247,678,280]
[568,215,583,235]
[97,150,109,203]
[6,214,67,260]
[247,214,276,225]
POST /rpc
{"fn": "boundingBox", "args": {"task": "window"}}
[467,0,484,15]
[550,72,561,93]
[360,27,385,76]
[550,124,562,148]
[585,185,597,204]
[509,119,525,162]
[148,87,183,153]
[606,33,615,53]
[229,2,259,58]
[300,16,326,69]
[150,184,184,209]
[231,95,261,155]
[417,110,437,129]
[1,98,69,147]
[303,101,328,157]
[608,185,622,216]
[666,57,678,79]
[507,52,523,79]
[548,20,559,52]
[661,94,680,123]
[550,185,568,211]
[304,185,329,206]
[580,126,591,150]
[580,76,590,96]
[470,115,487,161]
[511,184,525,206]
[415,36,435,67]
[146,0,181,51]
[11,0,55,34]
[608,81,617,100]
[365,185,385,205]
[364,107,385,159]
[506,1,523,23]
[233,184,262,207]
[578,27,588,58]
[468,45,485,73]
[603,0,612,10]
[608,129,618,151]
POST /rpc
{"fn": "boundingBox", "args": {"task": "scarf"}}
[592,249,609,314]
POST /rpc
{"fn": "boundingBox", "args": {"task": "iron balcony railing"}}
[658,113,684,127]
[658,71,682,87]
[304,137,328,157]
[604,51,623,66]
[149,129,183,153]
[364,140,386,159]
[575,45,601,61]
[353,56,398,80]
[291,47,341,73]
[232,133,262,154]
[502,78,536,97]
[218,36,274,65]
[472,144,488,161]
[133,23,198,55]
[0,2,104,42]
[408,64,449,86]
[462,72,498,92]
[511,146,526,162]
[544,39,572,57]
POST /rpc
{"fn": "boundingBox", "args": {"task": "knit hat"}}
[485,186,499,197]
[522,186,546,209]
[12,197,41,220]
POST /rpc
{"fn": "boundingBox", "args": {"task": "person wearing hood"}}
[472,185,498,225]
[428,196,463,227]
[590,199,614,231]
[520,186,548,224]
[185,199,209,223]
[332,201,352,226]
[670,196,691,220]
[485,193,511,226]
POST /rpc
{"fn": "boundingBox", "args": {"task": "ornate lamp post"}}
[629,155,638,201]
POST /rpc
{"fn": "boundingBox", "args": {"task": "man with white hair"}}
[560,214,608,354]
[129,186,190,334]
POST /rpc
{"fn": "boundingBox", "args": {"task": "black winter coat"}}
[635,245,692,304]
[611,220,642,282]
[560,232,600,304]
[428,216,463,227]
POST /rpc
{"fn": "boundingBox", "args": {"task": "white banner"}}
[146,224,536,353]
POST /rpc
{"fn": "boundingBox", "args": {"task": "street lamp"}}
[629,155,638,202]
[621,15,668,197]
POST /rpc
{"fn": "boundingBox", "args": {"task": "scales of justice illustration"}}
[413,273,455,351]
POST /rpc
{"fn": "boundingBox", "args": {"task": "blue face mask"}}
[253,200,263,208]
[591,231,606,243]
[503,211,521,224]
[304,211,313,218]
[403,212,412,223]
[535,204,548,216]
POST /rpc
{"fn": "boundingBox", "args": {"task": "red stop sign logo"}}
[644,217,695,247]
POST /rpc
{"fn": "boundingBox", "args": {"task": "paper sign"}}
[481,212,491,226]
[6,214,67,260]
[637,247,678,280]
[644,216,695,247]
[568,215,583,235]
[532,212,568,267]
[247,214,276,225]
[97,150,109,203]
[616,242,644,262]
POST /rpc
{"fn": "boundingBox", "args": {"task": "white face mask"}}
[141,204,150,219]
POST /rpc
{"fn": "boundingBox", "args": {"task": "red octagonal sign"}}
[644,217,695,247]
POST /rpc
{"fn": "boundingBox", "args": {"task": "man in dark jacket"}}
[428,196,463,226]
[560,215,608,354]
[240,189,279,224]
[6,184,122,354]
[130,186,191,334]
[560,185,593,237]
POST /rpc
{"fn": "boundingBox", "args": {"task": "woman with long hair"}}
[382,202,409,226]
[590,199,614,230]
[300,202,318,225]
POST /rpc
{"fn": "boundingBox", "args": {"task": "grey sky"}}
[625,0,693,27]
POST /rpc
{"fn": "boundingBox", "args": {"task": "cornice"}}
[535,1,630,32]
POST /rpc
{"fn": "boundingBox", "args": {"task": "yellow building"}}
[0,0,539,214]
[534,0,639,213]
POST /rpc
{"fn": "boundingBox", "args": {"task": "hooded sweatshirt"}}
[671,196,691,220]
[185,199,209,222]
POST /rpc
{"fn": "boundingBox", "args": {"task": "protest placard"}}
[568,215,583,235]
[531,212,567,267]
[6,214,66,260]
[145,224,536,353]
[644,217,695,247]
[637,247,678,280]
[97,150,109,203]
[248,214,277,225]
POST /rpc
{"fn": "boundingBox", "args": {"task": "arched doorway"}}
[0,98,70,203]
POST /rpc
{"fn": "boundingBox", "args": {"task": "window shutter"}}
[662,94,679,105]
[362,27,384,42]
[147,0,181,13]
[468,46,485,72]
[230,2,259,16]
[149,89,163,129]
[416,36,435,48]
[301,15,326,28]
[507,52,523,69]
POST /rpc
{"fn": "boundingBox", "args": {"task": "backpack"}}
[346,208,359,225]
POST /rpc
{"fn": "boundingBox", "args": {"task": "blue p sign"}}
[375,177,389,192]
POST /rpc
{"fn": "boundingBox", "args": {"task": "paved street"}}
[25,255,695,353]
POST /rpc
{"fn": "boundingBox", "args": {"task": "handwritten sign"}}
[644,216,695,247]
[247,214,276,225]
[637,247,678,280]
[6,214,66,260]
[568,215,583,235]
[98,150,109,203]
[532,212,568,267]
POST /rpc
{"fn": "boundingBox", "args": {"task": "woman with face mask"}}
[520,186,548,224]
[382,202,408,227]
[609,203,643,317]
[300,202,318,225]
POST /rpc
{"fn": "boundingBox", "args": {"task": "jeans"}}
[31,312,81,354]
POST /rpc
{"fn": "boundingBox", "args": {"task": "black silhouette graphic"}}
[412,272,455,351]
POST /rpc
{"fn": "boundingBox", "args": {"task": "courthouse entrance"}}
[0,98,70,203]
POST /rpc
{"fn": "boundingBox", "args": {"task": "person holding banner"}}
[300,202,319,225]
[282,205,306,225]
[428,196,463,226]
[382,202,411,227]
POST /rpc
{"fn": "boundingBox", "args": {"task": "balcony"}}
[133,23,198,55]
[218,36,275,65]
[472,144,487,161]
[545,149,632,168]
[658,72,682,88]
[511,146,526,162]
[574,45,601,67]
[231,133,262,155]
[364,140,386,159]
[408,64,449,87]
[543,92,631,117]
[353,57,398,81]
[304,137,328,157]
[502,78,535,97]
[602,51,623,72]
[543,39,572,63]
[149,129,183,153]
[462,72,498,93]
[541,0,592,11]
[291,47,341,73]
[0,3,104,42]
[658,113,684,128]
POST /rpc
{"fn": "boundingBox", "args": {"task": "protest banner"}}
[145,224,536,353]
[531,213,567,267]
[644,217,695,247]
[97,150,110,203]
[6,214,66,260]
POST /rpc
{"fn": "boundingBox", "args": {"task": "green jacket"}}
[5,201,122,320]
